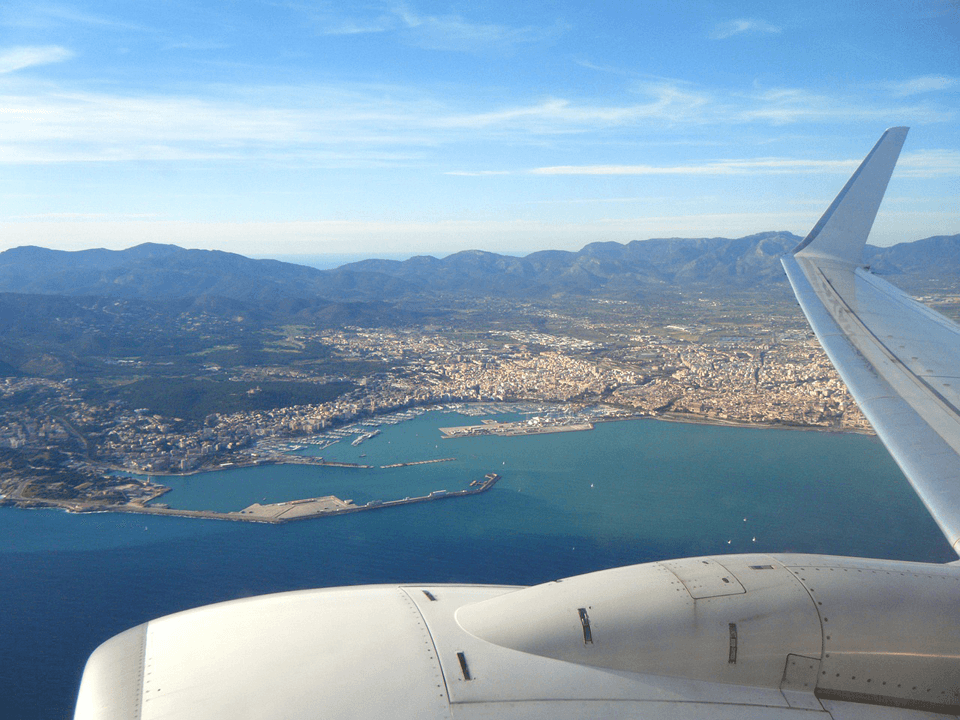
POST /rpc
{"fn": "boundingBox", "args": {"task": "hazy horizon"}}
[8,226,960,271]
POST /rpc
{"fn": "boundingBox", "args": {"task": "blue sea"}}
[1,409,954,719]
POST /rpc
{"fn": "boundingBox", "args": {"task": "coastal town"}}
[0,296,871,513]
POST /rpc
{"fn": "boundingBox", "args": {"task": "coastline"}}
[651,410,874,435]
[106,403,876,482]
[3,403,873,516]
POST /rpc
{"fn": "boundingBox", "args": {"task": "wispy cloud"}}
[529,150,960,179]
[733,86,955,125]
[305,3,563,49]
[0,82,709,165]
[0,83,443,164]
[1,72,955,167]
[392,4,563,52]
[444,170,511,176]
[575,59,632,76]
[897,149,960,178]
[1,3,145,31]
[163,38,231,51]
[710,18,781,40]
[320,19,393,36]
[530,158,858,176]
[886,75,958,97]
[0,45,71,74]
[436,84,709,132]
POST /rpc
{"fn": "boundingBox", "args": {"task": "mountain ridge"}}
[2,232,958,304]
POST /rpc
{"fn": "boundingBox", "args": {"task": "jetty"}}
[268,455,372,468]
[380,457,455,469]
[92,473,501,524]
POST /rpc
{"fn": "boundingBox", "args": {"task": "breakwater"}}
[99,473,501,524]
[380,457,455,468]
[277,456,373,468]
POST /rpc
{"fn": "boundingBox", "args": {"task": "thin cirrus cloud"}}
[432,81,951,136]
[710,18,781,40]
[0,45,72,74]
[731,86,956,125]
[1,71,955,168]
[0,84,445,148]
[320,20,393,36]
[397,9,562,52]
[529,158,858,177]
[896,149,960,178]
[318,4,562,51]
[434,84,709,132]
[0,82,712,165]
[528,152,960,179]
[886,75,958,97]
[0,3,145,32]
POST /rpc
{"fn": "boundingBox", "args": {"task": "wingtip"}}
[881,125,910,145]
[792,128,909,263]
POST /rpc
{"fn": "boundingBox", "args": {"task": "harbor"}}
[257,402,625,460]
[75,405,629,522]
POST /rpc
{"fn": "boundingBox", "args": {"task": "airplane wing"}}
[782,126,960,557]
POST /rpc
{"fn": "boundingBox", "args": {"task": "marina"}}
[91,404,636,517]
[254,402,624,461]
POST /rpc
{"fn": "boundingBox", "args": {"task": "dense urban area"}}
[0,287,907,514]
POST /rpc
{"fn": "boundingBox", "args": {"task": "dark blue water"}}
[1,411,954,719]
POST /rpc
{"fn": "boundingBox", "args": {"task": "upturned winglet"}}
[792,126,908,264]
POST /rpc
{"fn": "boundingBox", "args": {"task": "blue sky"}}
[0,1,957,259]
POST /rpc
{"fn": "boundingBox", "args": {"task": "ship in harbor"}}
[351,429,380,446]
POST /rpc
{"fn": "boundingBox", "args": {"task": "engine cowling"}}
[456,553,960,713]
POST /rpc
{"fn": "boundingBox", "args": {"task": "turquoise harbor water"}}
[2,407,955,719]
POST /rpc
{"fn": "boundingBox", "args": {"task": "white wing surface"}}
[782,127,960,556]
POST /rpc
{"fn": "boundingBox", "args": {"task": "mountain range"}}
[1,232,958,305]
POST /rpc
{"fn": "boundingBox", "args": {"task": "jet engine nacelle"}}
[75,553,960,719]
[456,553,960,713]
